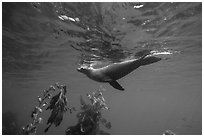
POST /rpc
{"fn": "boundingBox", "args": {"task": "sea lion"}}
[77,51,162,91]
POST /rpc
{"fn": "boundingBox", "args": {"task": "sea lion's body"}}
[77,52,161,91]
[91,58,142,82]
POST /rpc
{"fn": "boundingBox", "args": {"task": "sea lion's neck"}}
[85,68,106,82]
[84,68,92,76]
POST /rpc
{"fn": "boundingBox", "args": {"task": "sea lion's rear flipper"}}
[109,81,124,91]
[135,50,151,59]
[140,56,161,66]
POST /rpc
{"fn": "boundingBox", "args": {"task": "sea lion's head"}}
[77,65,91,74]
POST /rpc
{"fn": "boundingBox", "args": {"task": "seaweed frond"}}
[66,89,111,135]
[44,84,74,132]
[22,82,74,134]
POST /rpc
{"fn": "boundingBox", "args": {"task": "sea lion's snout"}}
[77,67,82,72]
[77,66,89,73]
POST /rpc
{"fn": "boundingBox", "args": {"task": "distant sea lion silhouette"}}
[77,50,162,91]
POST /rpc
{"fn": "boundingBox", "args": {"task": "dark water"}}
[2,2,202,135]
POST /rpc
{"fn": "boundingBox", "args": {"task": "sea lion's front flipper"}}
[109,81,124,91]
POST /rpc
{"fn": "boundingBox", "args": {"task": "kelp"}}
[66,90,111,135]
[44,84,74,133]
[22,83,111,135]
[22,82,74,134]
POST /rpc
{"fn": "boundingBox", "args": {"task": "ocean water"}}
[2,2,202,135]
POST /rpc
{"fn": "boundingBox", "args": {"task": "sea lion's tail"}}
[134,50,162,66]
[135,50,152,59]
[139,50,174,65]
[139,56,162,66]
